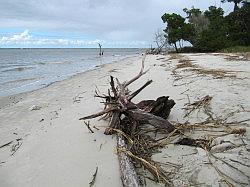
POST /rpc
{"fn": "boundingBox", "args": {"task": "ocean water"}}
[0,48,143,96]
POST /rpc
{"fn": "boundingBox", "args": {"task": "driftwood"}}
[79,54,176,186]
[98,43,103,56]
[117,134,140,187]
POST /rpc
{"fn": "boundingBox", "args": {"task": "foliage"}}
[225,2,250,46]
[161,13,194,52]
[161,3,250,52]
[195,6,231,51]
[220,46,250,53]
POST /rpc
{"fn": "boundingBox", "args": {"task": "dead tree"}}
[79,54,175,186]
[151,30,168,54]
[98,43,103,56]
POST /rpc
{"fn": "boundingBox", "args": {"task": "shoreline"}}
[0,48,143,98]
[0,54,141,109]
[0,53,249,186]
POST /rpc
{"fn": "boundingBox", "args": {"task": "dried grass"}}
[183,95,213,117]
[190,68,237,79]
[167,53,182,61]
[171,56,238,80]
[224,53,249,61]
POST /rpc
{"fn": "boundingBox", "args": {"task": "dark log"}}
[127,109,175,133]
[137,96,175,119]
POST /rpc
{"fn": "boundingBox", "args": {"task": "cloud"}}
[0,0,233,47]
[0,30,147,47]
[1,30,31,44]
[0,30,99,46]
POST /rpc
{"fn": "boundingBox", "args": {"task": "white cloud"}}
[0,30,31,44]
[0,30,147,47]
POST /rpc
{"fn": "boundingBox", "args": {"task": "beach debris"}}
[223,53,250,61]
[0,141,13,149]
[176,137,211,150]
[183,95,212,117]
[29,105,42,111]
[73,91,86,103]
[11,138,22,156]
[84,121,94,133]
[89,166,98,187]
[80,54,176,186]
[79,53,249,186]
[171,56,238,82]
[93,126,100,130]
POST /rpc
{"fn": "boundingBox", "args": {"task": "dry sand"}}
[0,53,249,186]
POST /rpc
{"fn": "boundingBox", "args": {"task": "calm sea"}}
[0,48,144,96]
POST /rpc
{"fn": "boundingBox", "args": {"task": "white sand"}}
[0,53,249,186]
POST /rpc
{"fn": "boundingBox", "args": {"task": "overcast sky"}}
[0,0,233,48]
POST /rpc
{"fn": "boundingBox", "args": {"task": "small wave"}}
[37,62,46,65]
[46,61,72,64]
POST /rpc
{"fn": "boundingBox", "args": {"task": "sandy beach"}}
[0,53,249,186]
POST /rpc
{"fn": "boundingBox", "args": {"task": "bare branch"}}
[79,107,116,120]
[124,54,148,87]
[128,80,153,101]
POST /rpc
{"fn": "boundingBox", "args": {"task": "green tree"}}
[225,2,250,45]
[161,13,194,52]
[183,7,209,47]
[193,6,231,51]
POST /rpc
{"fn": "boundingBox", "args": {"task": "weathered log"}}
[127,109,175,133]
[137,96,175,119]
[117,134,141,187]
[104,111,121,135]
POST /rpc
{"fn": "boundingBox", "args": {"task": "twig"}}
[11,141,22,156]
[89,166,98,187]
[0,141,13,149]
[84,121,94,133]
[93,126,100,130]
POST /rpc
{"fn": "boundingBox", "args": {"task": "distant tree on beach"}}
[154,30,167,50]
[161,13,194,52]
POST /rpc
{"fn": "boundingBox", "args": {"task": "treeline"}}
[161,1,250,52]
